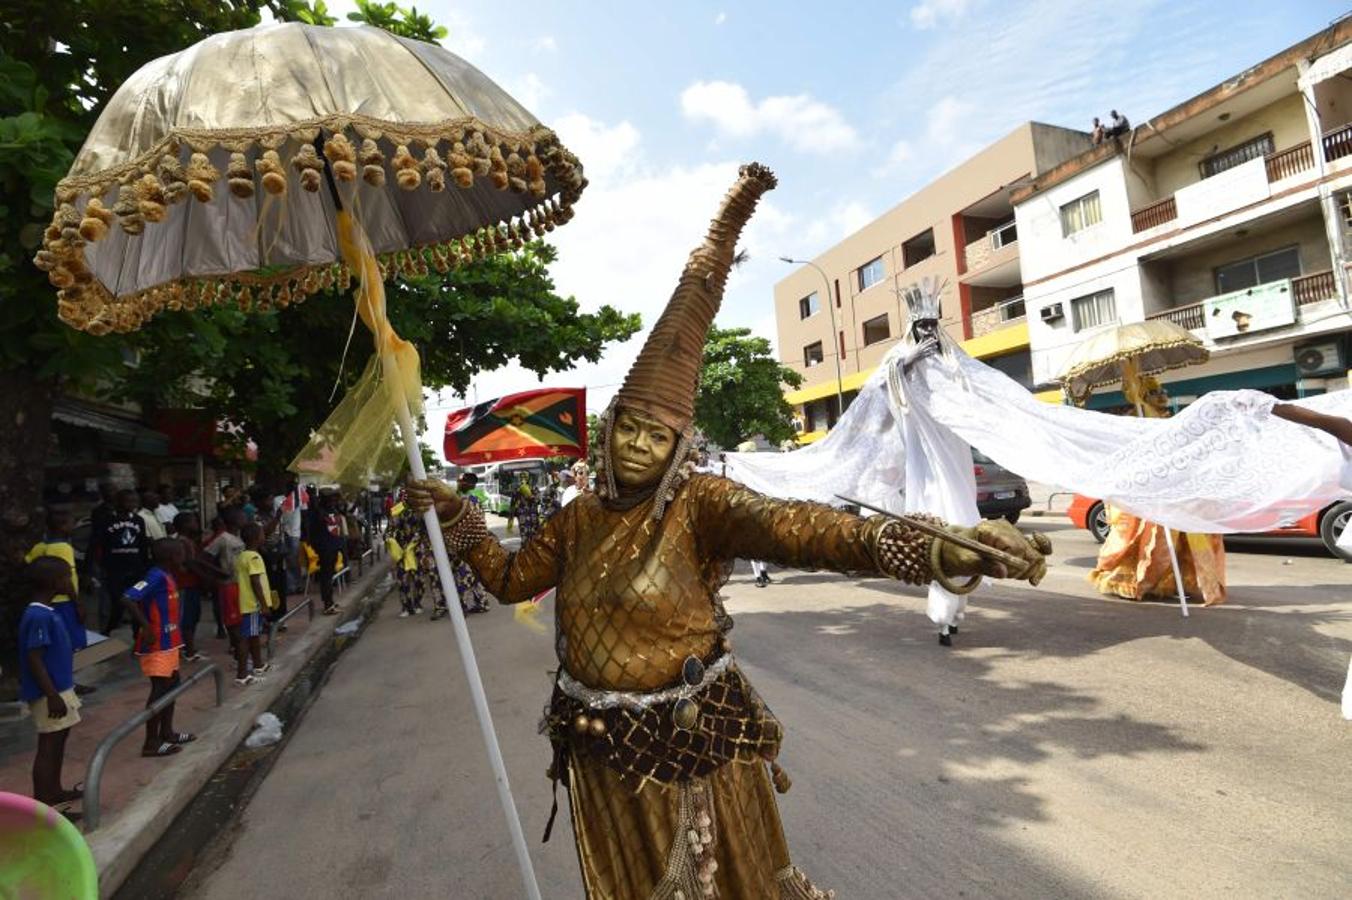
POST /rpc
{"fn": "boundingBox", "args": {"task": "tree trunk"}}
[0,367,56,690]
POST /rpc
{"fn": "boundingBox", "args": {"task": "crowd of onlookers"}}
[15,478,392,820]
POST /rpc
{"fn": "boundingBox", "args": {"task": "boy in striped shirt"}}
[122,539,196,757]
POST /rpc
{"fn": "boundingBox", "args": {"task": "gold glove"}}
[940,520,1050,586]
[405,478,463,521]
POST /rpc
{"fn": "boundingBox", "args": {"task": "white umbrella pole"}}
[1135,402,1189,618]
[384,351,543,900]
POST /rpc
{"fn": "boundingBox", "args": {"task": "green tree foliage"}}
[695,326,804,449]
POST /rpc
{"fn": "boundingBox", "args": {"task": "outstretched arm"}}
[1273,403,1352,447]
[689,475,1047,585]
[406,479,564,604]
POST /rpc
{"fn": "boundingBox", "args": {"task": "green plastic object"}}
[0,791,97,899]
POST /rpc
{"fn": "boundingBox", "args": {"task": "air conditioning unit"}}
[1040,302,1065,323]
[1294,341,1345,377]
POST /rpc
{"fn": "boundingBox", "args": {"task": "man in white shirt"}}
[153,484,180,532]
[273,481,305,595]
[138,489,167,540]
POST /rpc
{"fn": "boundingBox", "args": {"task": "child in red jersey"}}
[122,539,197,757]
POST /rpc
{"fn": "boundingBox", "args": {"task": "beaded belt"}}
[545,655,783,790]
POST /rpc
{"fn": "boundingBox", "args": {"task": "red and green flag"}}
[443,388,587,465]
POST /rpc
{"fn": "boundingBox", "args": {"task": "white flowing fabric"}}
[724,344,1352,536]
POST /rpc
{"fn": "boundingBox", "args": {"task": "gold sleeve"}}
[443,501,565,604]
[689,475,936,584]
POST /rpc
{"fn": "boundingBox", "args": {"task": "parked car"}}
[1067,494,1352,559]
[973,450,1031,524]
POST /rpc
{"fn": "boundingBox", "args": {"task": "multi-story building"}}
[774,123,1092,441]
[1014,20,1352,408]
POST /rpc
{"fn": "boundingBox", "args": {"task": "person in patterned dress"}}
[434,472,489,618]
[509,477,542,543]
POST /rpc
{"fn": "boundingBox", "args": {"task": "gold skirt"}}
[1090,505,1226,606]
[567,754,831,899]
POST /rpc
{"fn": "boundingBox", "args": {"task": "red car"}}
[1067,494,1352,559]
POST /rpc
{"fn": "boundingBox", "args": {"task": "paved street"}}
[183,519,1351,899]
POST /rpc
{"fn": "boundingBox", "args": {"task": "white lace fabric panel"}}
[724,344,1352,536]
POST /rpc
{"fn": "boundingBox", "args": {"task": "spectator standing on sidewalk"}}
[94,489,150,635]
[205,508,247,654]
[138,489,168,540]
[122,539,196,757]
[234,523,275,686]
[173,512,213,662]
[24,509,95,695]
[18,557,83,811]
[275,479,305,596]
[307,490,345,616]
[174,484,199,524]
[154,486,180,534]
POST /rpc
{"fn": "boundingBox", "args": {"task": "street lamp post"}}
[780,256,846,427]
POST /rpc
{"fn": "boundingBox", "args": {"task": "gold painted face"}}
[610,408,677,488]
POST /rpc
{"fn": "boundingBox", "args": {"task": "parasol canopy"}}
[1056,319,1208,404]
[35,22,585,336]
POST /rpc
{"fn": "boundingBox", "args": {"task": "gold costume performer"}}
[411,165,1050,899]
[1090,376,1227,606]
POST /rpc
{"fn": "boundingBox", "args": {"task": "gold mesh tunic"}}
[459,474,923,899]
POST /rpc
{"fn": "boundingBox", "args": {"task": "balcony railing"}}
[1292,269,1336,306]
[963,220,1018,272]
[1146,303,1206,331]
[1264,141,1314,182]
[1146,270,1337,333]
[1130,196,1177,233]
[968,296,1026,337]
[1324,123,1352,164]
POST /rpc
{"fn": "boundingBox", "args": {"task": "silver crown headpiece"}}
[900,276,944,321]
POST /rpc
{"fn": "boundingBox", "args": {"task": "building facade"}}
[1014,21,1352,408]
[774,123,1092,441]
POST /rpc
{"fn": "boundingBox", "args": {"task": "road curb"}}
[90,561,392,899]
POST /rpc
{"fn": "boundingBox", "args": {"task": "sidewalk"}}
[0,558,391,898]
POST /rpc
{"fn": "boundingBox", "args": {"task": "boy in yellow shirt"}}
[233,523,275,686]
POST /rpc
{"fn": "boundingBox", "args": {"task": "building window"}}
[861,314,891,347]
[1070,288,1116,331]
[1059,191,1102,237]
[902,229,936,268]
[798,291,820,319]
[990,219,1018,249]
[1200,132,1274,179]
[803,341,824,368]
[1215,246,1301,294]
[856,256,885,292]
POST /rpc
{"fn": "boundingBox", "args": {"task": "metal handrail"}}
[266,594,315,661]
[83,662,223,832]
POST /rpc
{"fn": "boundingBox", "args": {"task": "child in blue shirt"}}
[25,508,95,696]
[18,556,82,812]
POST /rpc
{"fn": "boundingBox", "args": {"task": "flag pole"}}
[386,352,543,900]
[316,137,540,899]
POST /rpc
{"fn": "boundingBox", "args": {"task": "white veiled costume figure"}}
[725,284,1352,612]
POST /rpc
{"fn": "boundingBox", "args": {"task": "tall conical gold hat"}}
[614,163,777,431]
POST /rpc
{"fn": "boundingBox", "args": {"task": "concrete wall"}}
[1162,216,1330,307]
[1151,94,1309,199]
[1015,156,1136,284]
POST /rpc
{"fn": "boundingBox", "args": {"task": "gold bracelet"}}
[929,531,983,595]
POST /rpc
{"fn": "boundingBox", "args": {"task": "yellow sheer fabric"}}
[288,210,422,489]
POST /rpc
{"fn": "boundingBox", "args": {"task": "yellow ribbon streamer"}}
[288,210,423,489]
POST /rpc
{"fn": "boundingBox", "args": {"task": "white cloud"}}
[507,72,551,114]
[715,11,727,25]
[872,138,914,177]
[441,7,488,58]
[680,80,860,154]
[533,35,557,52]
[909,0,973,29]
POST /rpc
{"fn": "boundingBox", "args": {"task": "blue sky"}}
[306,0,1347,438]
